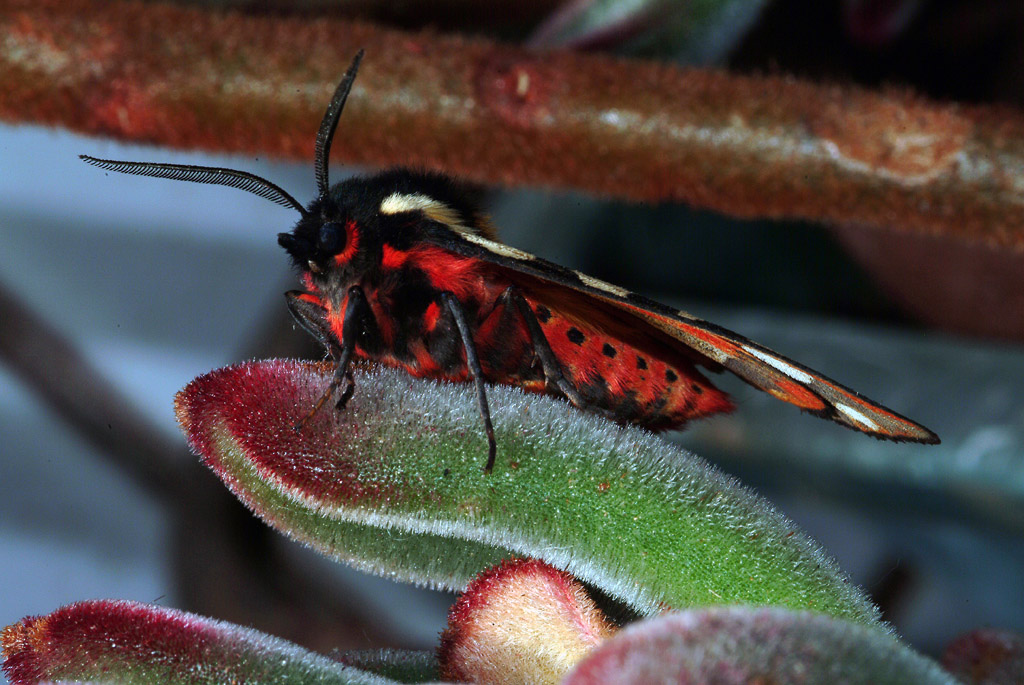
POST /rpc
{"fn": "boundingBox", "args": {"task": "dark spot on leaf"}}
[534,305,551,323]
[666,369,678,383]
[602,343,617,358]
[567,327,585,345]
[636,356,648,370]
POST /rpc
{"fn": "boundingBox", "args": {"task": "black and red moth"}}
[83,51,938,472]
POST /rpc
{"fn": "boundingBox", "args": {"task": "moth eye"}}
[318,221,346,254]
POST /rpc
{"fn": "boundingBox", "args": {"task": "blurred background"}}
[2,0,1023,677]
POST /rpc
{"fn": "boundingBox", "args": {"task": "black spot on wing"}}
[666,369,678,383]
[535,305,552,323]
[602,343,617,358]
[636,356,648,370]
[567,327,585,345]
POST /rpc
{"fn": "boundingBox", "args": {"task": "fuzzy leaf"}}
[1,600,400,684]
[564,606,956,684]
[175,360,880,624]
[336,649,439,684]
[438,558,616,683]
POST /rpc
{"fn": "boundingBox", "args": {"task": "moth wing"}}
[430,229,938,444]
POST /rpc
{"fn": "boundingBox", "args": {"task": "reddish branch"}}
[3,0,1024,246]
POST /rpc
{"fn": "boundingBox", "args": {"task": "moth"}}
[83,51,938,472]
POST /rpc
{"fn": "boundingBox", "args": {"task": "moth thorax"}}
[379,192,495,240]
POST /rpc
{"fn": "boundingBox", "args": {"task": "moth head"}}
[277,197,359,275]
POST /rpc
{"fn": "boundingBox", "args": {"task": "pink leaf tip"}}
[439,558,617,684]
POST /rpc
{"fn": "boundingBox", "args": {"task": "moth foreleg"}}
[286,287,368,428]
[285,290,341,358]
[441,292,497,474]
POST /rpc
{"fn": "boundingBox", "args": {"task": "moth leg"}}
[441,292,497,474]
[503,287,585,408]
[285,287,368,428]
[285,290,352,409]
[285,291,341,357]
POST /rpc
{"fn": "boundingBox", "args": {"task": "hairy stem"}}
[3,0,1023,246]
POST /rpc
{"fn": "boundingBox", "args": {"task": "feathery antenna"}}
[80,156,308,216]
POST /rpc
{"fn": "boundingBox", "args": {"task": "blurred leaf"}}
[843,0,924,47]
[529,0,769,62]
[1,599,400,684]
[942,628,1024,685]
[564,606,956,684]
[176,359,882,623]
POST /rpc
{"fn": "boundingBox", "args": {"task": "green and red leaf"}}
[564,606,956,685]
[174,359,881,624]
[1,599,397,684]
